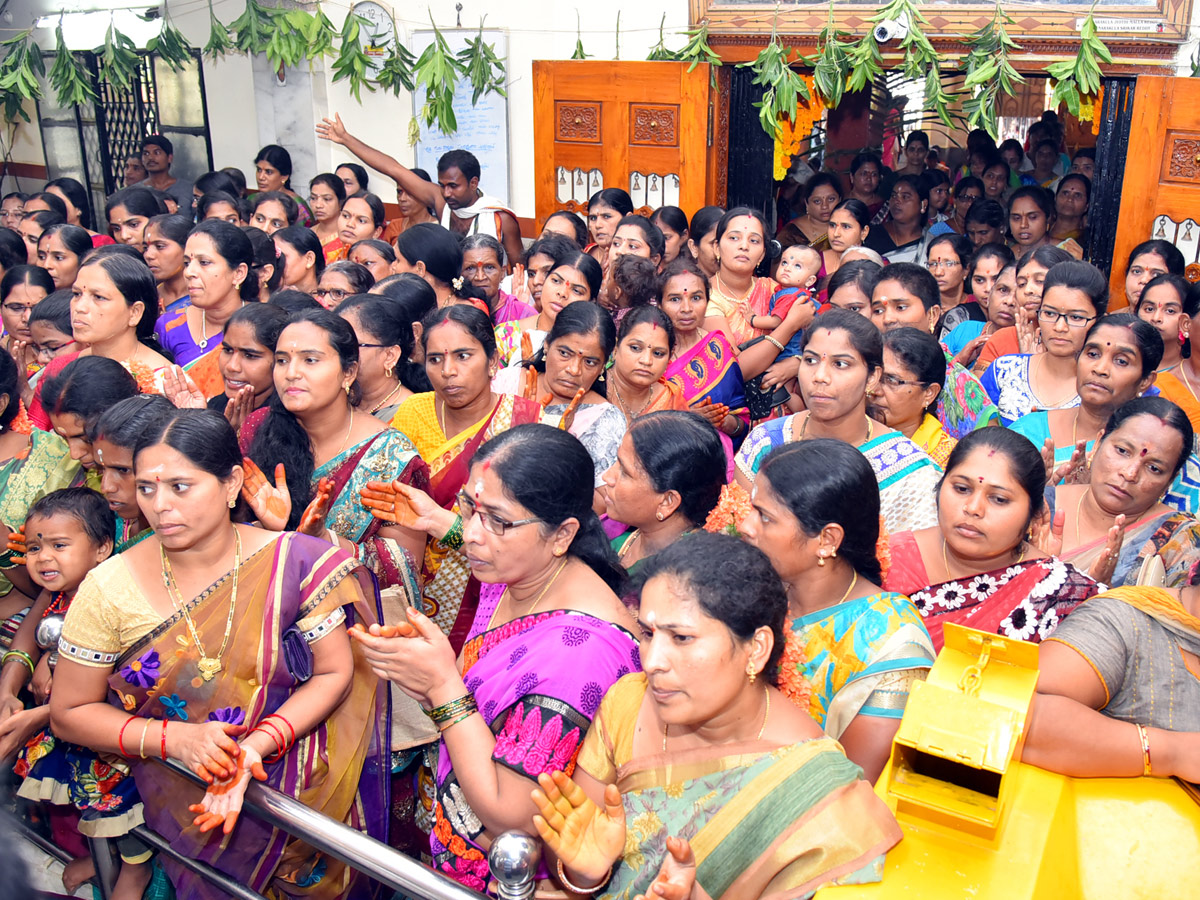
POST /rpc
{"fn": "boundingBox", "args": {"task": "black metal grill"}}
[88,52,161,195]
[1086,77,1135,277]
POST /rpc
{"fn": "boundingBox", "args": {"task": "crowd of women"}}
[0,116,1196,900]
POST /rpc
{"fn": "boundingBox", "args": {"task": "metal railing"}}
[75,759,539,900]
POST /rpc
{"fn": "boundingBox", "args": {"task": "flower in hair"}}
[452,276,464,290]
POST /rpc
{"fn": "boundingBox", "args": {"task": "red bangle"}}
[264,713,296,747]
[255,721,286,758]
[160,720,168,761]
[117,716,137,757]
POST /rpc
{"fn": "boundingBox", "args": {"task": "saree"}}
[494,319,545,367]
[1047,485,1200,588]
[704,276,777,347]
[980,353,1080,426]
[390,392,543,651]
[313,429,427,613]
[938,350,1000,439]
[910,413,956,469]
[58,533,387,900]
[1154,369,1200,434]
[1044,585,1200,731]
[736,418,941,534]
[322,237,346,264]
[884,530,1098,651]
[781,592,935,740]
[665,331,746,410]
[432,582,640,891]
[577,674,902,900]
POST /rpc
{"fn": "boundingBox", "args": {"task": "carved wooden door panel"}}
[1111,75,1200,306]
[532,61,721,229]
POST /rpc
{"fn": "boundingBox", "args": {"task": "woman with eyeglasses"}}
[0,264,52,363]
[313,260,374,310]
[1011,314,1161,481]
[353,424,637,891]
[872,328,956,468]
[981,261,1110,426]
[926,233,976,340]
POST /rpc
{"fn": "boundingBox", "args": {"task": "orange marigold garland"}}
[777,630,814,715]
[704,482,753,537]
[10,400,31,436]
[773,75,824,180]
[876,515,891,583]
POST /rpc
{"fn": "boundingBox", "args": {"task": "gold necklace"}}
[664,687,769,751]
[617,530,641,561]
[368,381,404,415]
[333,411,355,458]
[942,536,1025,579]
[1179,360,1200,404]
[488,558,569,630]
[160,528,242,682]
[833,571,859,606]
[1032,354,1077,409]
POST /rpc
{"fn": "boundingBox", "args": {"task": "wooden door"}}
[532,61,722,230]
[1111,75,1200,307]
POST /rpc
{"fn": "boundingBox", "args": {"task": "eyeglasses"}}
[2,303,37,316]
[926,259,961,270]
[880,373,926,390]
[456,489,541,536]
[1037,308,1097,328]
[32,340,75,357]
[358,342,387,350]
[313,288,349,302]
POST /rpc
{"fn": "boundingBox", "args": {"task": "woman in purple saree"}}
[352,424,640,892]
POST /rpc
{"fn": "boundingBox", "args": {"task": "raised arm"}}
[316,113,444,214]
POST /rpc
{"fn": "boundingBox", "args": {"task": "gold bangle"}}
[556,858,608,895]
[764,335,786,352]
[1137,723,1152,776]
[138,719,153,760]
[439,709,477,732]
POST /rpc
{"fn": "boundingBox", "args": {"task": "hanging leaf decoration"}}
[374,15,417,96]
[0,31,44,123]
[1047,10,1111,117]
[203,0,233,60]
[676,19,721,87]
[571,11,590,60]
[229,0,274,55]
[330,13,375,102]
[49,20,98,106]
[647,14,677,61]
[458,19,507,105]
[739,7,810,140]
[962,2,1024,139]
[148,7,194,73]
[413,14,464,134]
[812,7,853,108]
[95,20,140,91]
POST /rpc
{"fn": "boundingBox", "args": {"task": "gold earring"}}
[817,553,826,567]
[655,511,664,521]
[228,497,237,509]
[344,384,352,395]
[385,366,394,378]
[746,665,757,685]
[553,548,565,557]
[831,549,837,559]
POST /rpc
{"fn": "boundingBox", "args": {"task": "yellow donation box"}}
[818,623,1200,900]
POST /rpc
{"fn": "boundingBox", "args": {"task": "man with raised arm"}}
[316,114,523,269]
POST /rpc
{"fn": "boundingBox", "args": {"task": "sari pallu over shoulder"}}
[430,582,641,891]
[581,674,900,900]
[99,533,387,900]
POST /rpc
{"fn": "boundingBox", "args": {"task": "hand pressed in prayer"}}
[161,365,206,410]
[1087,515,1125,585]
[691,397,730,427]
[349,607,456,702]
[558,387,587,432]
[511,263,530,303]
[223,385,256,433]
[634,836,697,900]
[1016,314,1042,356]
[532,771,626,885]
[1029,507,1065,558]
[241,459,291,530]
[298,477,334,537]
[188,744,267,835]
